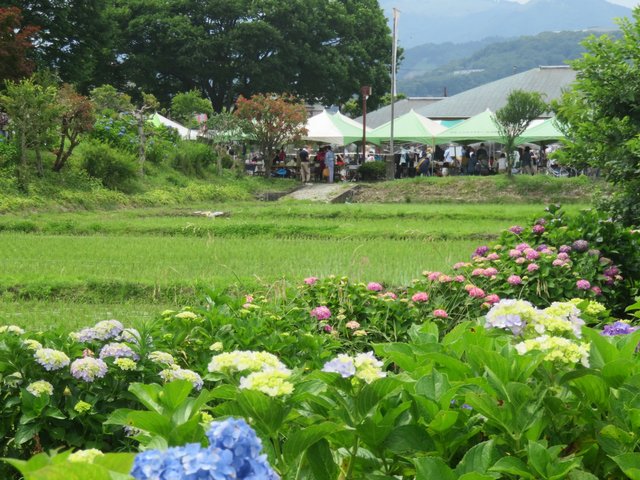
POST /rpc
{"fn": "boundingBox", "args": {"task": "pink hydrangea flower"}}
[438,274,453,283]
[245,295,254,303]
[532,224,545,234]
[483,267,498,277]
[367,282,383,292]
[452,262,470,270]
[576,279,591,290]
[527,263,539,272]
[454,275,465,283]
[516,243,530,251]
[380,291,397,300]
[304,277,318,285]
[509,226,524,234]
[472,268,485,276]
[468,287,485,298]
[486,253,500,261]
[507,275,522,285]
[323,324,333,333]
[485,294,500,304]
[433,309,448,318]
[427,271,442,281]
[411,292,429,302]
[559,245,572,253]
[552,259,566,267]
[515,257,526,264]
[509,249,522,258]
[524,249,540,260]
[310,306,331,320]
[557,252,570,261]
[591,286,602,295]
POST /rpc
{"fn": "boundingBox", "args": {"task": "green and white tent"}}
[434,109,503,145]
[303,110,368,146]
[517,117,565,145]
[367,109,447,145]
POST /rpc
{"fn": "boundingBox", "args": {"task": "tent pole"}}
[389,7,399,178]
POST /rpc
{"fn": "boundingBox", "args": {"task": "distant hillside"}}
[379,0,631,47]
[398,30,614,97]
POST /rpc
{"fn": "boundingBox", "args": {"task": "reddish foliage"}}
[0,7,39,82]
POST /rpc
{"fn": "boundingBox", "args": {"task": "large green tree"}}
[553,9,640,225]
[111,0,392,111]
[4,1,116,91]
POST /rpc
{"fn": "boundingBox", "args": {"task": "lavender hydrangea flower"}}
[99,342,140,360]
[70,357,108,382]
[601,321,640,336]
[322,354,356,378]
[509,226,524,234]
[310,306,331,320]
[572,239,589,252]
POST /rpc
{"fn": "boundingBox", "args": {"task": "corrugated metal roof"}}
[356,97,444,128]
[414,66,576,120]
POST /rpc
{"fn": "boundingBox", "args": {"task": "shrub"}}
[78,140,138,191]
[358,161,387,181]
[0,139,18,167]
[170,141,216,177]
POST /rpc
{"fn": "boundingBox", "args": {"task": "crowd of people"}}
[244,142,562,182]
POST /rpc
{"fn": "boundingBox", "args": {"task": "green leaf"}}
[414,456,456,480]
[236,390,289,436]
[383,424,434,454]
[415,369,450,402]
[569,374,610,409]
[14,423,39,445]
[612,453,640,480]
[598,424,636,456]
[458,473,497,480]
[583,329,620,368]
[283,422,341,463]
[428,410,459,434]
[527,440,551,478]
[124,411,173,438]
[160,380,194,411]
[128,383,163,414]
[455,440,499,476]
[355,377,402,418]
[305,439,338,480]
[566,470,599,480]
[490,456,535,479]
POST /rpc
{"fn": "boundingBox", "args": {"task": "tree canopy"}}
[0,7,39,82]
[554,10,640,225]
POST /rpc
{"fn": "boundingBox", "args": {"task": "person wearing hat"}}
[299,145,311,183]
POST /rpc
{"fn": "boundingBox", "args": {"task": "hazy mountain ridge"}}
[398,30,616,97]
[380,0,631,47]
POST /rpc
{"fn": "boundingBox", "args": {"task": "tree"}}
[553,11,640,225]
[90,84,133,116]
[494,89,548,177]
[0,7,39,82]
[170,90,213,128]
[133,92,159,176]
[111,0,392,110]
[53,84,95,172]
[234,93,307,174]
[0,77,60,177]
[4,1,117,91]
[207,109,249,176]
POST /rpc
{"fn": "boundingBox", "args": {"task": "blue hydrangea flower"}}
[601,321,639,336]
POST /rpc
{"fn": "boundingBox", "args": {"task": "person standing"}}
[521,146,534,175]
[324,145,335,183]
[299,146,311,183]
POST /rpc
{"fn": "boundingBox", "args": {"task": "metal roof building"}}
[355,97,444,129]
[415,66,577,120]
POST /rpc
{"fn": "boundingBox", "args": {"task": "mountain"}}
[379,0,632,47]
[397,30,608,97]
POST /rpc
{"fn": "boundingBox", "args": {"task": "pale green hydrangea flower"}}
[68,449,104,463]
[74,401,92,413]
[239,368,294,397]
[26,380,54,397]
[515,335,590,367]
[114,358,137,371]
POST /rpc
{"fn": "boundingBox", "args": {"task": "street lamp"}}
[361,85,371,161]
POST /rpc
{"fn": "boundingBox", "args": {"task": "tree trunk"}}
[34,148,44,177]
[137,114,146,176]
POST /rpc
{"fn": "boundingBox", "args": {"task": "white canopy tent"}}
[303,110,368,145]
[150,113,200,140]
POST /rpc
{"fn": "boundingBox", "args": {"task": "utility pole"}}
[389,7,399,179]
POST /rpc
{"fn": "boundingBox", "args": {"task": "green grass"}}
[0,202,591,329]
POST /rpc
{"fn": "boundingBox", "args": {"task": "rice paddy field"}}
[0,202,588,330]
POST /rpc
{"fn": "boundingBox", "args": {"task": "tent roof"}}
[368,109,447,145]
[355,97,444,128]
[303,110,367,145]
[435,108,503,144]
[517,117,565,145]
[416,66,576,120]
[151,113,199,140]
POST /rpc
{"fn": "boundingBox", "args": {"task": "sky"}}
[508,0,638,6]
